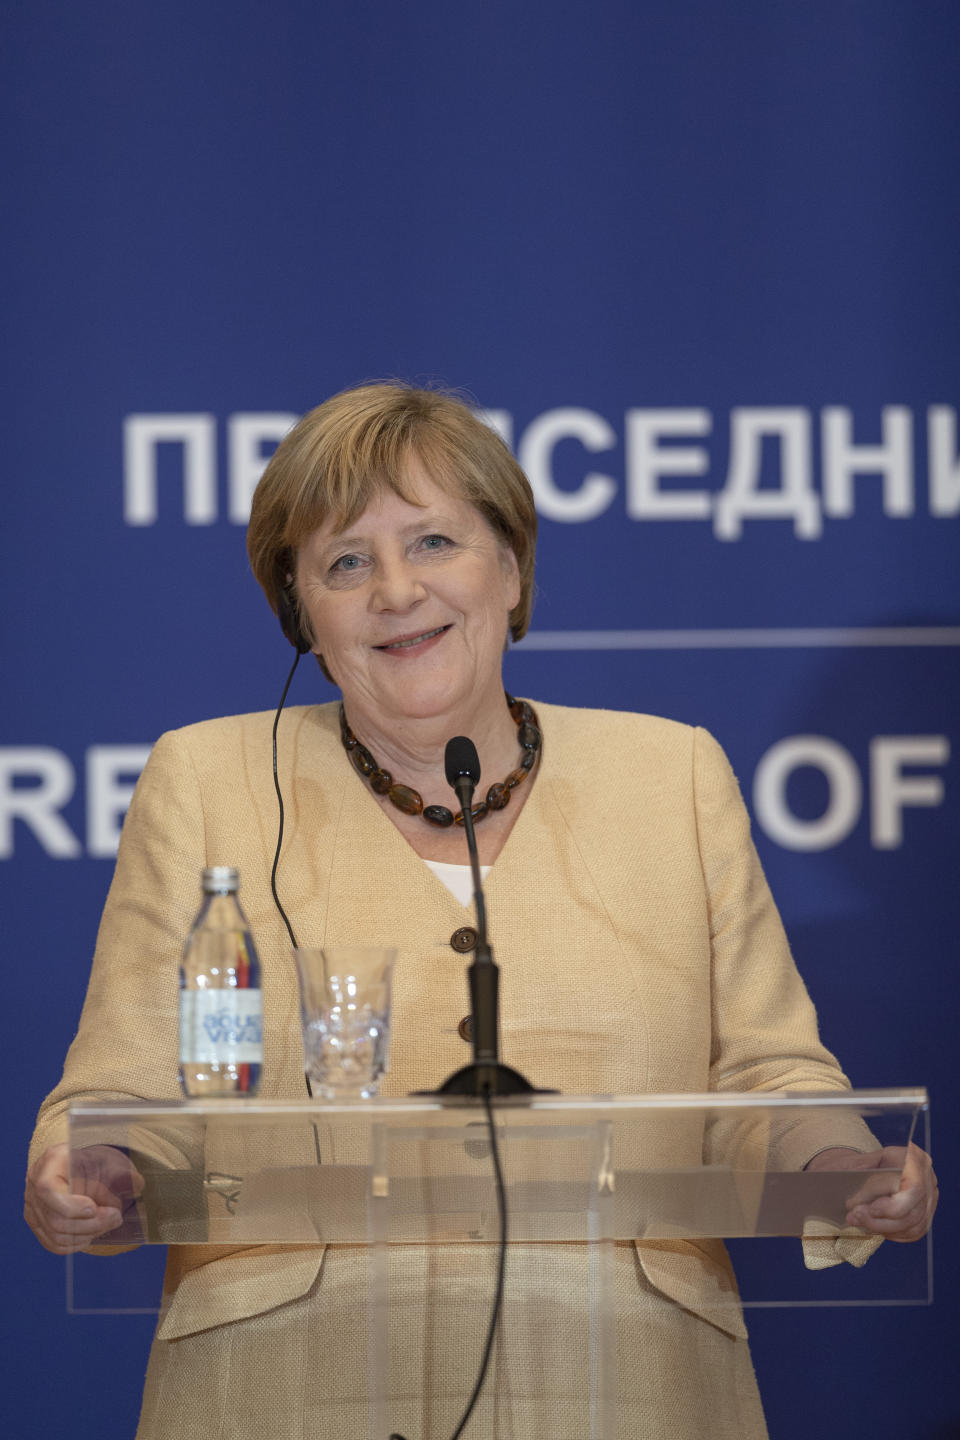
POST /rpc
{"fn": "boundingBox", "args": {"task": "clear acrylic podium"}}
[67,1089,930,1440]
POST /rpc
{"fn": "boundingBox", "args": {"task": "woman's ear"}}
[276,580,312,655]
[499,544,521,614]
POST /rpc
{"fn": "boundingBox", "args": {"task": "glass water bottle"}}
[179,867,263,1097]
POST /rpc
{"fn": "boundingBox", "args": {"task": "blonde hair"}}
[247,382,537,654]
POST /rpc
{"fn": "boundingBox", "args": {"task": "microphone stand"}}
[427,742,554,1099]
[406,738,554,1440]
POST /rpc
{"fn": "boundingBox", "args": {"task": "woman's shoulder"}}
[529,698,733,790]
[148,702,341,766]
[160,701,339,742]
[530,697,700,750]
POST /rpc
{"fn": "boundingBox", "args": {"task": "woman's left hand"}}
[806,1142,938,1241]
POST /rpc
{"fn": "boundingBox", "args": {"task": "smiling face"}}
[295,463,521,731]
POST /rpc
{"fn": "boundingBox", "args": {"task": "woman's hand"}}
[24,1142,145,1254]
[805,1141,938,1242]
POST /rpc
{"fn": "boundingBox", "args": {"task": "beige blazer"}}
[30,700,858,1344]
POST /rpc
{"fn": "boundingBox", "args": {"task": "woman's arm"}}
[694,725,934,1236]
[25,729,205,1251]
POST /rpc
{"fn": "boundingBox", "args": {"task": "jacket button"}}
[450,927,478,953]
[457,1015,474,1043]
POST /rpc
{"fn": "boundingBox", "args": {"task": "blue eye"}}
[420,533,452,550]
[330,553,362,573]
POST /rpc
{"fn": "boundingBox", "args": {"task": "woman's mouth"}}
[374,625,451,653]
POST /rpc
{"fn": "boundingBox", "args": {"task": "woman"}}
[25,383,937,1439]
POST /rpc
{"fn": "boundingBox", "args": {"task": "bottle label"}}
[179,989,263,1064]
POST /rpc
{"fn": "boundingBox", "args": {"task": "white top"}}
[424,859,491,908]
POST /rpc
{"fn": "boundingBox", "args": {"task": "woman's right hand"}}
[24,1142,145,1254]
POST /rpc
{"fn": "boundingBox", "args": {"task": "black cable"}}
[448,1087,509,1438]
[391,1084,509,1440]
[267,649,322,1132]
[271,648,302,953]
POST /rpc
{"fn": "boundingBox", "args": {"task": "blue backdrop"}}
[4,3,958,1435]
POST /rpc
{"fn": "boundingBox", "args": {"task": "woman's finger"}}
[24,1194,123,1254]
[847,1192,924,1233]
[846,1145,938,1240]
[24,1142,129,1254]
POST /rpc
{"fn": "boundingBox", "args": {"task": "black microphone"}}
[444,737,487,947]
[445,735,481,794]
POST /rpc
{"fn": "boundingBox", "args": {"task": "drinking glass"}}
[294,947,395,1099]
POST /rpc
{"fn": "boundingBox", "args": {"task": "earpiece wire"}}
[268,648,322,1125]
[271,649,302,952]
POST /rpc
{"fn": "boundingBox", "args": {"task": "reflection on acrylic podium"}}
[67,1090,930,1440]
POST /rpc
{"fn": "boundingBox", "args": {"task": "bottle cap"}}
[202,866,239,893]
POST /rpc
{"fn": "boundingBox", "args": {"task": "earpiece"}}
[276,582,312,655]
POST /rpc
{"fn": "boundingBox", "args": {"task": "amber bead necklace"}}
[339,693,542,828]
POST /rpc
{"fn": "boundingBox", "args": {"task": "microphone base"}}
[417,1061,558,1099]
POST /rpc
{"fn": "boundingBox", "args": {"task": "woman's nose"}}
[371,555,426,612]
